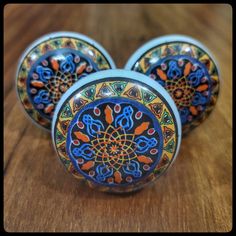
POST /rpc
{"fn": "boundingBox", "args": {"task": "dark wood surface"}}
[4,4,232,232]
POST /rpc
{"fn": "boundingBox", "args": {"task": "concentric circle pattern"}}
[125,36,220,134]
[53,72,181,193]
[67,98,163,187]
[16,32,114,130]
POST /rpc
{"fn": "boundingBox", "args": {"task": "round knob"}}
[125,35,220,135]
[52,69,182,193]
[16,31,115,131]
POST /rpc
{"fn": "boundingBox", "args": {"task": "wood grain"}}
[4,4,232,232]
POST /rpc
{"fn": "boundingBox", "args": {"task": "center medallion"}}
[67,98,163,186]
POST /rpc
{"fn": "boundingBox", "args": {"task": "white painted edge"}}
[124,34,220,78]
[51,69,182,168]
[15,31,116,132]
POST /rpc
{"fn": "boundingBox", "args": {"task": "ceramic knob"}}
[52,69,182,193]
[16,31,115,131]
[125,35,220,135]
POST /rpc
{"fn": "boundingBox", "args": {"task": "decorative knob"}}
[125,35,220,135]
[52,69,182,193]
[16,31,115,131]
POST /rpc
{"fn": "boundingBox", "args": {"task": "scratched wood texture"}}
[3,4,232,232]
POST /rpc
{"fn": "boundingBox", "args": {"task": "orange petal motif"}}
[184,62,192,76]
[137,155,153,164]
[30,80,44,88]
[81,161,94,170]
[74,131,90,142]
[44,104,54,113]
[114,171,122,183]
[104,105,113,124]
[134,122,150,135]
[51,59,59,71]
[157,69,167,81]
[196,84,208,92]
[76,62,87,74]
[189,106,198,115]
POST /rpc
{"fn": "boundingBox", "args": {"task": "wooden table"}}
[4,4,232,232]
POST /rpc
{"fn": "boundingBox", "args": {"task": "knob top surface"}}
[125,35,220,135]
[16,31,115,131]
[52,69,182,193]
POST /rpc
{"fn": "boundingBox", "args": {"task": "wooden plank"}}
[4,4,232,232]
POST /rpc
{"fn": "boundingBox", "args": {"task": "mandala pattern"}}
[54,79,179,193]
[131,42,220,134]
[17,36,112,130]
[147,55,212,126]
[67,100,162,186]
[27,49,98,120]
